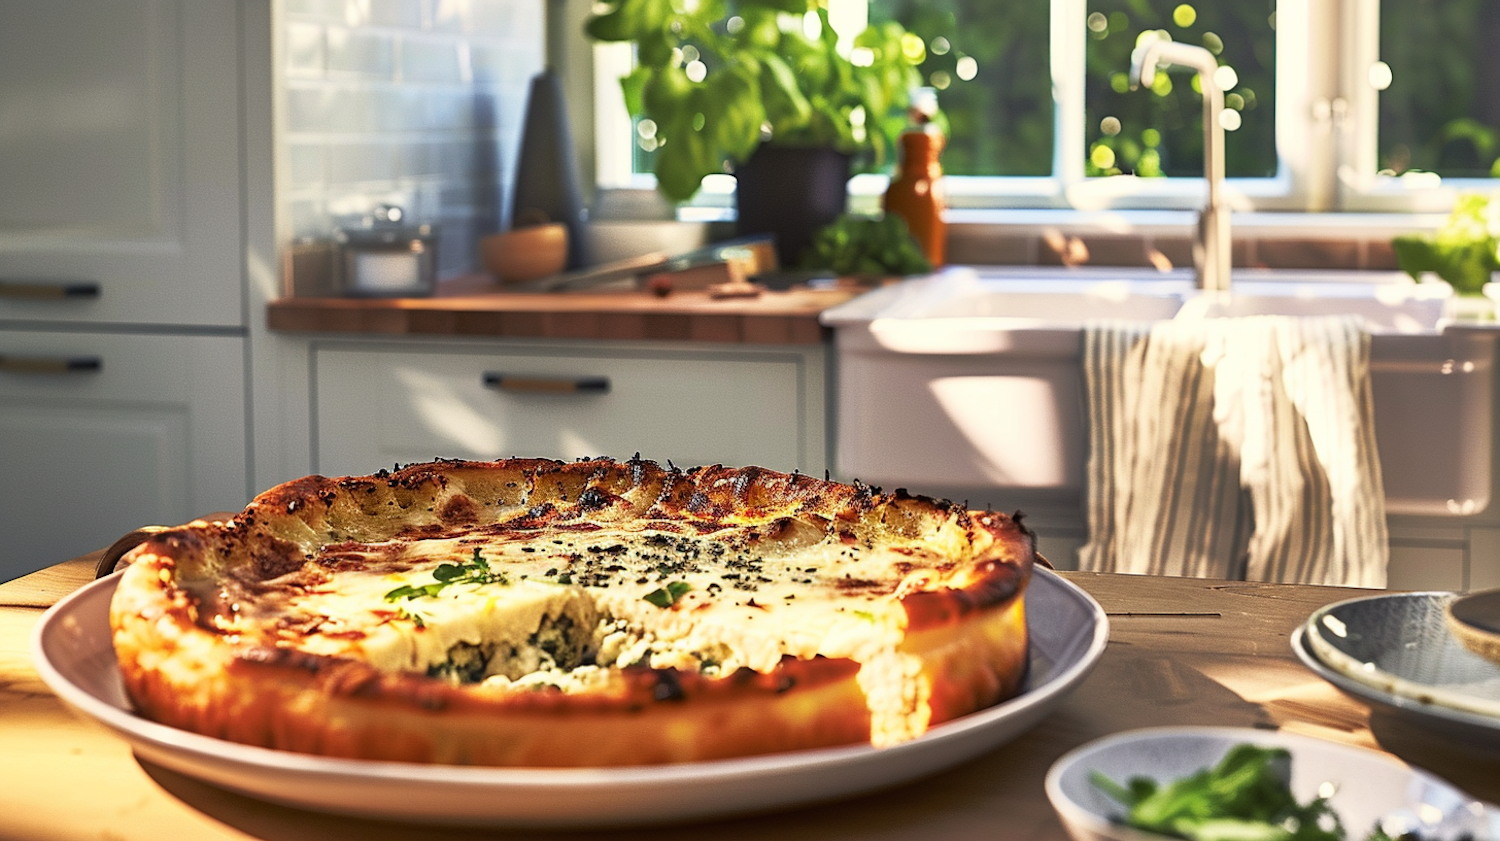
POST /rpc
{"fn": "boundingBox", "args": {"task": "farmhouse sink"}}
[821,267,1495,519]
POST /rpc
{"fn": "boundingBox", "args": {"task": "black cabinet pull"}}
[0,355,103,375]
[482,372,609,394]
[0,280,101,300]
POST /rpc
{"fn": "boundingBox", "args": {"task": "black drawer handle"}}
[0,355,103,375]
[482,372,610,394]
[0,280,101,300]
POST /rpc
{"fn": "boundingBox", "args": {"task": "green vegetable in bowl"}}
[1091,744,1346,841]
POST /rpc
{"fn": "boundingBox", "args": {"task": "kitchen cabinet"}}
[308,338,828,480]
[0,0,252,580]
[0,0,244,326]
[0,330,248,579]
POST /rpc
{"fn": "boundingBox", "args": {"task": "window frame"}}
[572,0,1485,219]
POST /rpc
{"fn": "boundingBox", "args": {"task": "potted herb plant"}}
[585,0,926,265]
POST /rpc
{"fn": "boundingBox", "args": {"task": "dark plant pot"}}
[734,144,852,268]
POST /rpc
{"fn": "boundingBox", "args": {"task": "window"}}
[1079,1,1277,180]
[871,1,1053,178]
[1377,0,1500,180]
[587,0,1500,214]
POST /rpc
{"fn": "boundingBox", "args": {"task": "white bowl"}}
[1044,726,1495,841]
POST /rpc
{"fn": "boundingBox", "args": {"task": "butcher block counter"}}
[265,277,865,345]
[5,545,1499,841]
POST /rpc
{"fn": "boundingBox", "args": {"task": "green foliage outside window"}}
[872,0,1053,177]
[872,1,1278,180]
[1378,0,1500,178]
[1083,1,1277,179]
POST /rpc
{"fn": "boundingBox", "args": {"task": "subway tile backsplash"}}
[281,0,545,279]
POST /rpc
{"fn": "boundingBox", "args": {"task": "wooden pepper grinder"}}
[883,88,947,268]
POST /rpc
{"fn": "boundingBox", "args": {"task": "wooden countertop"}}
[6,547,1499,840]
[266,275,866,345]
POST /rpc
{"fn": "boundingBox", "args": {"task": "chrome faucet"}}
[1130,38,1230,293]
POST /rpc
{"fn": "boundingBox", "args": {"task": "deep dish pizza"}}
[109,457,1035,767]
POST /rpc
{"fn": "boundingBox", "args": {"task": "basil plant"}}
[586,0,926,202]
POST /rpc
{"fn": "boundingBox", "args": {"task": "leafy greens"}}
[1091,744,1345,841]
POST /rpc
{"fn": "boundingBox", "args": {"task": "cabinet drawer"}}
[0,330,248,579]
[313,342,824,478]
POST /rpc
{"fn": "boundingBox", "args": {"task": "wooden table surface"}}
[3,552,1497,841]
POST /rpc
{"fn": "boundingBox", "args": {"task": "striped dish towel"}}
[1078,315,1388,587]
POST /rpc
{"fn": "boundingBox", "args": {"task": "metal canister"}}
[335,205,438,297]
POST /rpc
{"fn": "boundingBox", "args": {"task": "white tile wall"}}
[280,0,546,277]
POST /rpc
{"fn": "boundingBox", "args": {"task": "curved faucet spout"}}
[1129,38,1230,294]
[1130,39,1220,92]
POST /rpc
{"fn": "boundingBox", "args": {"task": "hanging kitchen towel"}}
[1078,319,1252,580]
[1078,315,1388,587]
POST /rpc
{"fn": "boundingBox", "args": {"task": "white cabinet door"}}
[0,330,249,580]
[312,340,827,480]
[0,0,242,328]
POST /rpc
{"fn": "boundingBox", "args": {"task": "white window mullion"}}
[1052,0,1087,194]
[1336,0,1386,208]
[1267,0,1321,212]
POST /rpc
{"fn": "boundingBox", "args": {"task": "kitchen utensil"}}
[335,204,438,297]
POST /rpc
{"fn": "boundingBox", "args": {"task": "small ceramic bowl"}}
[1448,588,1500,666]
[480,223,568,283]
[1044,726,1494,841]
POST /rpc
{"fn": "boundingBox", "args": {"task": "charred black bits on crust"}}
[685,491,712,514]
[651,671,685,702]
[730,467,759,502]
[575,487,611,512]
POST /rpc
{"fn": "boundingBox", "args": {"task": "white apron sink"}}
[821,267,1494,518]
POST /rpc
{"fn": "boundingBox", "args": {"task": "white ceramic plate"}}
[1045,726,1498,841]
[1300,591,1500,724]
[31,566,1107,828]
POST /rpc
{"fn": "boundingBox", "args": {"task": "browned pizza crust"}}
[110,457,1033,767]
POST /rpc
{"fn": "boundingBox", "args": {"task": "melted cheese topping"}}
[213,526,926,674]
[193,520,959,744]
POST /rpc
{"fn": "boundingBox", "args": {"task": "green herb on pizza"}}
[384,548,509,602]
